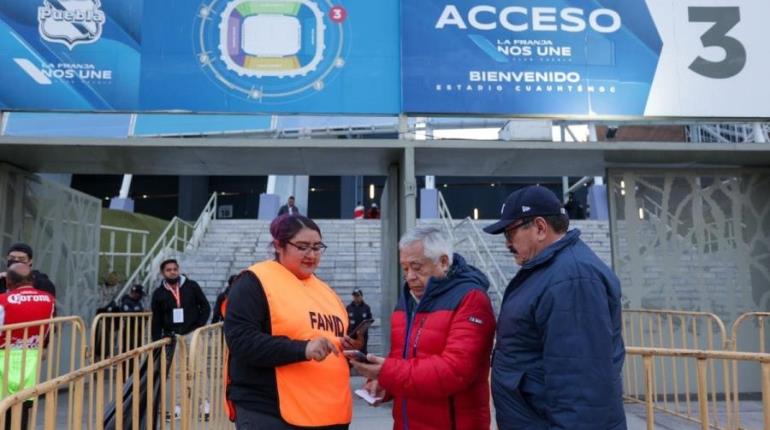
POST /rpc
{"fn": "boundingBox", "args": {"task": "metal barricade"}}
[627,347,770,430]
[89,312,152,362]
[0,336,186,430]
[1,316,87,419]
[730,312,770,353]
[623,309,731,428]
[187,323,232,430]
[88,311,153,423]
[729,312,770,429]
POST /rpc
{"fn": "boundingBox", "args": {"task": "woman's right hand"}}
[305,337,338,361]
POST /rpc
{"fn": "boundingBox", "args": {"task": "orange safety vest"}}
[224,261,352,427]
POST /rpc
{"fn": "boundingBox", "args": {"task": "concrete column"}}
[178,176,210,221]
[588,184,609,220]
[400,147,417,232]
[380,163,400,354]
[340,176,357,219]
[108,174,135,212]
[420,188,439,219]
[259,175,309,219]
[754,122,768,143]
[258,194,280,219]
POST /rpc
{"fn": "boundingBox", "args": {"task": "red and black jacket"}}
[378,254,496,430]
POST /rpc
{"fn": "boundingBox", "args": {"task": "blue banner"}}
[402,0,663,117]
[0,0,399,114]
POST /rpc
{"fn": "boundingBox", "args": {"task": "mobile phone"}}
[350,318,374,339]
[343,349,370,363]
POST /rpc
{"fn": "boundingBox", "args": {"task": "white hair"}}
[399,226,454,266]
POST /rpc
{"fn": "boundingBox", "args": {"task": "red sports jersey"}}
[0,285,55,348]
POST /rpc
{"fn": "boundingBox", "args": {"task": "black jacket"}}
[150,276,210,340]
[211,286,230,324]
[346,300,372,354]
[0,269,56,297]
[223,271,309,420]
[277,205,299,216]
[345,301,372,336]
[120,295,144,312]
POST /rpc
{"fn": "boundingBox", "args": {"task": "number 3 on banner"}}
[330,6,347,23]
[688,6,746,79]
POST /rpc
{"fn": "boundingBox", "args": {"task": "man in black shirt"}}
[120,284,146,312]
[276,196,300,216]
[150,259,210,341]
[0,243,56,296]
[346,288,373,354]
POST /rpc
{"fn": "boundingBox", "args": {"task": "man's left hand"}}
[350,354,385,379]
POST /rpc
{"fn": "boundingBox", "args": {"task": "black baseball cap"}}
[130,284,146,296]
[352,288,363,296]
[483,186,566,235]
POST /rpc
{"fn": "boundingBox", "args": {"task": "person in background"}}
[277,196,300,216]
[564,192,587,220]
[211,275,237,324]
[120,284,146,312]
[150,259,210,341]
[224,214,358,429]
[0,243,56,297]
[0,263,56,430]
[346,288,372,354]
[353,201,365,219]
[366,203,380,219]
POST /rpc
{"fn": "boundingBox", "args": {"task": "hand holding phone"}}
[343,349,369,363]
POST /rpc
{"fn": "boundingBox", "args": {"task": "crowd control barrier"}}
[187,322,232,429]
[626,347,770,430]
[0,335,186,430]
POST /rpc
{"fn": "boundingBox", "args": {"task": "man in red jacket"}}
[350,226,496,430]
[0,262,56,429]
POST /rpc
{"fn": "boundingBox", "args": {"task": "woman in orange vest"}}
[224,214,355,429]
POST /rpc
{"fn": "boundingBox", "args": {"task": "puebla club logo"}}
[38,0,105,49]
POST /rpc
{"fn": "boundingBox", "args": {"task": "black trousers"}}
[234,406,348,430]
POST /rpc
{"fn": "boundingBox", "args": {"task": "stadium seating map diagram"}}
[196,0,347,102]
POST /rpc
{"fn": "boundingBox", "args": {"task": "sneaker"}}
[165,406,182,422]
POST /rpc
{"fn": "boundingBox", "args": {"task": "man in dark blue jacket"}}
[484,185,626,430]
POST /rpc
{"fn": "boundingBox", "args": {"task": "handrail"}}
[100,225,150,279]
[437,191,507,306]
[437,191,455,240]
[189,192,218,250]
[114,192,217,302]
[453,217,506,303]
[100,225,150,234]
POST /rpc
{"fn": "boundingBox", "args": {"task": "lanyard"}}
[164,284,181,308]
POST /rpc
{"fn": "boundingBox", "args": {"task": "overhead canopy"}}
[1,135,769,176]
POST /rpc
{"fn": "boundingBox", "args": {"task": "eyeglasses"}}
[287,241,328,254]
[503,219,532,241]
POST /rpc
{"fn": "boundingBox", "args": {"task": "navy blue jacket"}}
[492,229,626,430]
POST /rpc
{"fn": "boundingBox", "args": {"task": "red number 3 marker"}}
[329,6,347,23]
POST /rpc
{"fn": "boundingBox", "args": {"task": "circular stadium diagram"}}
[196,0,347,102]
